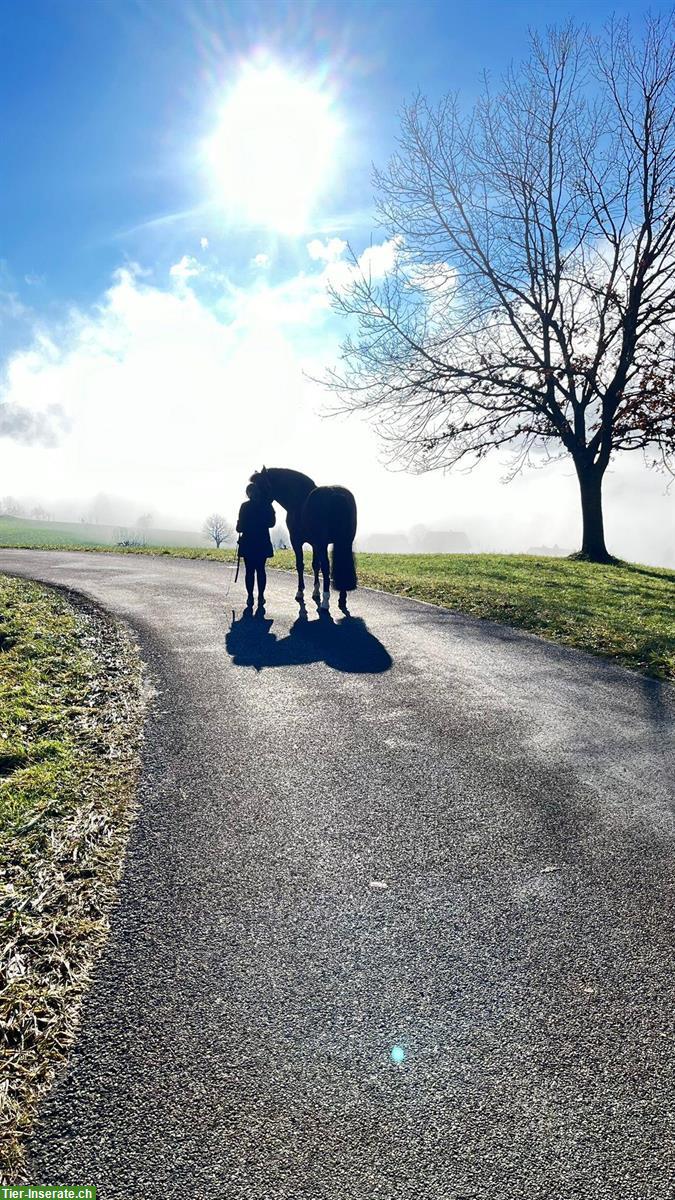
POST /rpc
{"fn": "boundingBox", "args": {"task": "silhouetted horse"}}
[249,466,357,610]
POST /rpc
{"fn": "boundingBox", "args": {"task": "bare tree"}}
[324,17,675,562]
[0,496,24,518]
[203,513,234,549]
[29,506,51,521]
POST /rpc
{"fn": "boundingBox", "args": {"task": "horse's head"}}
[248,466,315,512]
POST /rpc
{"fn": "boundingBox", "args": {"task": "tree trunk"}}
[574,461,613,563]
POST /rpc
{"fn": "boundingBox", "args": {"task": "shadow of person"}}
[225,606,392,674]
[225,607,278,672]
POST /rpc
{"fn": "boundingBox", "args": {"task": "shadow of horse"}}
[226,606,393,674]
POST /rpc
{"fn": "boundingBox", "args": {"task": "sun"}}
[205,63,342,235]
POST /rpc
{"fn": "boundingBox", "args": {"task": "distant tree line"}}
[0,497,52,521]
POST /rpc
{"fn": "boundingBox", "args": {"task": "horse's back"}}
[303,485,357,542]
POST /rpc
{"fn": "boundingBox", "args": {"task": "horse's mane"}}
[250,467,317,511]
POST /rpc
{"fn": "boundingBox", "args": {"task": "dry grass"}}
[0,576,145,1183]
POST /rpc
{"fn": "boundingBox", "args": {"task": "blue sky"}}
[0,0,672,562]
[0,0,652,308]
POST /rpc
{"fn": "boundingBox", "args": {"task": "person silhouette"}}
[236,483,275,609]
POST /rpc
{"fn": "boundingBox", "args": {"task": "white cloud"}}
[319,235,402,295]
[222,235,401,329]
[200,237,209,250]
[307,237,347,263]
[0,290,30,320]
[169,255,203,281]
[305,233,402,280]
[0,265,362,524]
[252,253,270,268]
[357,236,403,278]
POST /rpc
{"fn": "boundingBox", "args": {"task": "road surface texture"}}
[1,549,673,1200]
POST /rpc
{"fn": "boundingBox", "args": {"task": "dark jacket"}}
[236,499,275,561]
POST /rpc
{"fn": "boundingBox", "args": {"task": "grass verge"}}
[1,541,673,679]
[0,575,144,1184]
[352,552,675,681]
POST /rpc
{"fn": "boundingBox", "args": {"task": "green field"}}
[0,514,209,549]
[0,522,673,679]
[352,551,675,680]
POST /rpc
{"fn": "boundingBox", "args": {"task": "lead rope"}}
[222,543,242,602]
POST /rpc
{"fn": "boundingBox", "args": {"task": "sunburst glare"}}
[205,62,342,235]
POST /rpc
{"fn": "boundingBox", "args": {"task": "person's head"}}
[248,465,272,502]
[246,483,260,500]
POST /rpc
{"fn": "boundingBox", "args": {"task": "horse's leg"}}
[293,537,305,602]
[320,544,330,609]
[338,590,348,611]
[312,548,321,602]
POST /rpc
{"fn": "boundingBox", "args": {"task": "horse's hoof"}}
[312,588,321,602]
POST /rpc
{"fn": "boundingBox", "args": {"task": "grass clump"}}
[0,575,144,1184]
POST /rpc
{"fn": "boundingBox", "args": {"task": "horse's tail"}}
[330,490,358,592]
[331,538,357,591]
[330,537,357,591]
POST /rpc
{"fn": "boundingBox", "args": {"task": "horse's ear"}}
[261,465,267,475]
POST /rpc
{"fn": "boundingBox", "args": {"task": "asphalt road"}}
[2,549,674,1200]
